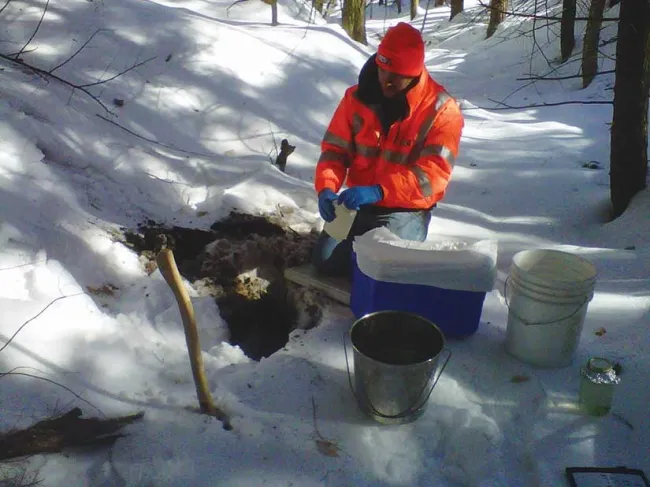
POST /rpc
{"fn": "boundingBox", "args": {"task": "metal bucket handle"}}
[503,276,590,326]
[343,332,452,421]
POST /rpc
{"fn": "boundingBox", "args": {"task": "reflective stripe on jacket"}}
[314,69,464,210]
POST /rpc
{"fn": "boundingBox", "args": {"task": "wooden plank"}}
[284,264,351,305]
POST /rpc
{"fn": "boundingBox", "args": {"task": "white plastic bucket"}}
[505,249,597,368]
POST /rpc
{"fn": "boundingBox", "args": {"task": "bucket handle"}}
[343,332,452,421]
[504,276,590,326]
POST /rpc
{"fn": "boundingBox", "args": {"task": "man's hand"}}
[318,189,338,222]
[337,185,383,210]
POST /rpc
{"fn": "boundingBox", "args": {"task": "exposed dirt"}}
[120,212,327,360]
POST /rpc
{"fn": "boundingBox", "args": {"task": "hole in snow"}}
[119,212,326,360]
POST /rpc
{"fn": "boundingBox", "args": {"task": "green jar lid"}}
[587,357,613,373]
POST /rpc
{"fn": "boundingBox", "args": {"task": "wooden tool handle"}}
[156,248,231,428]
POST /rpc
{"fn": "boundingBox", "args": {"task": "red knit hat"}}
[376,22,425,77]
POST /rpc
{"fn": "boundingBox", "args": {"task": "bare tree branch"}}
[0,0,13,16]
[226,0,250,13]
[77,55,156,88]
[485,98,613,109]
[303,0,315,39]
[49,29,111,74]
[96,114,215,157]
[488,17,558,48]
[14,0,50,60]
[3,17,154,113]
[516,41,616,80]
[0,293,86,355]
[512,20,561,41]
[517,69,615,81]
[0,368,105,417]
[7,47,38,57]
[478,0,618,21]
[494,38,615,106]
[0,54,113,112]
[268,121,279,161]
[0,260,47,271]
[531,0,553,75]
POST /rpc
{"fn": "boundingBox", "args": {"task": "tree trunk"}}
[434,0,445,6]
[271,0,279,25]
[450,0,463,20]
[342,0,367,44]
[581,0,606,88]
[314,0,325,14]
[610,0,650,217]
[410,0,418,19]
[560,0,576,62]
[486,0,507,39]
[325,0,337,16]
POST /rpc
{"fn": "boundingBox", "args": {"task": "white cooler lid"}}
[352,227,498,292]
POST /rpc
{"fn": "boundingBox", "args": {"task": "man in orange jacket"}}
[312,22,464,276]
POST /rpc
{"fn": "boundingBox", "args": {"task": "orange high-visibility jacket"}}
[315,67,464,210]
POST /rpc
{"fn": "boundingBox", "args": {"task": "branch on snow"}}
[95,114,215,157]
[0,293,143,460]
[0,52,155,113]
[13,0,50,60]
[0,292,108,416]
[0,293,86,355]
[1,53,108,112]
[49,29,111,74]
[77,55,156,88]
[0,368,104,416]
[0,407,144,461]
[0,0,12,16]
[2,7,155,114]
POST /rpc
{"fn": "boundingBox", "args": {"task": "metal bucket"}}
[345,310,451,425]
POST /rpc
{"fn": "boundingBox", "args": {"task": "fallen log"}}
[0,407,144,460]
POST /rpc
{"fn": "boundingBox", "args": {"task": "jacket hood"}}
[357,54,386,105]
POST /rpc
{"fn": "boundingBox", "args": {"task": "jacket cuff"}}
[376,184,387,201]
[315,180,339,194]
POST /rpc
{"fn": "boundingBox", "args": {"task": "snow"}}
[0,0,648,484]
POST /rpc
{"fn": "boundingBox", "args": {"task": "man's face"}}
[377,66,416,98]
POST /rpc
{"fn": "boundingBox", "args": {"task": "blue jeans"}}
[311,207,433,277]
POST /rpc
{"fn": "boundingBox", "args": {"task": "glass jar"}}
[579,357,621,416]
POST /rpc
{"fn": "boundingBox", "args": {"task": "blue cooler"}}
[350,229,498,339]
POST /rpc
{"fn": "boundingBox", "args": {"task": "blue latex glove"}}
[318,189,338,222]
[337,185,383,210]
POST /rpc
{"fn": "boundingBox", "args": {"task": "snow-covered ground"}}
[0,0,648,484]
